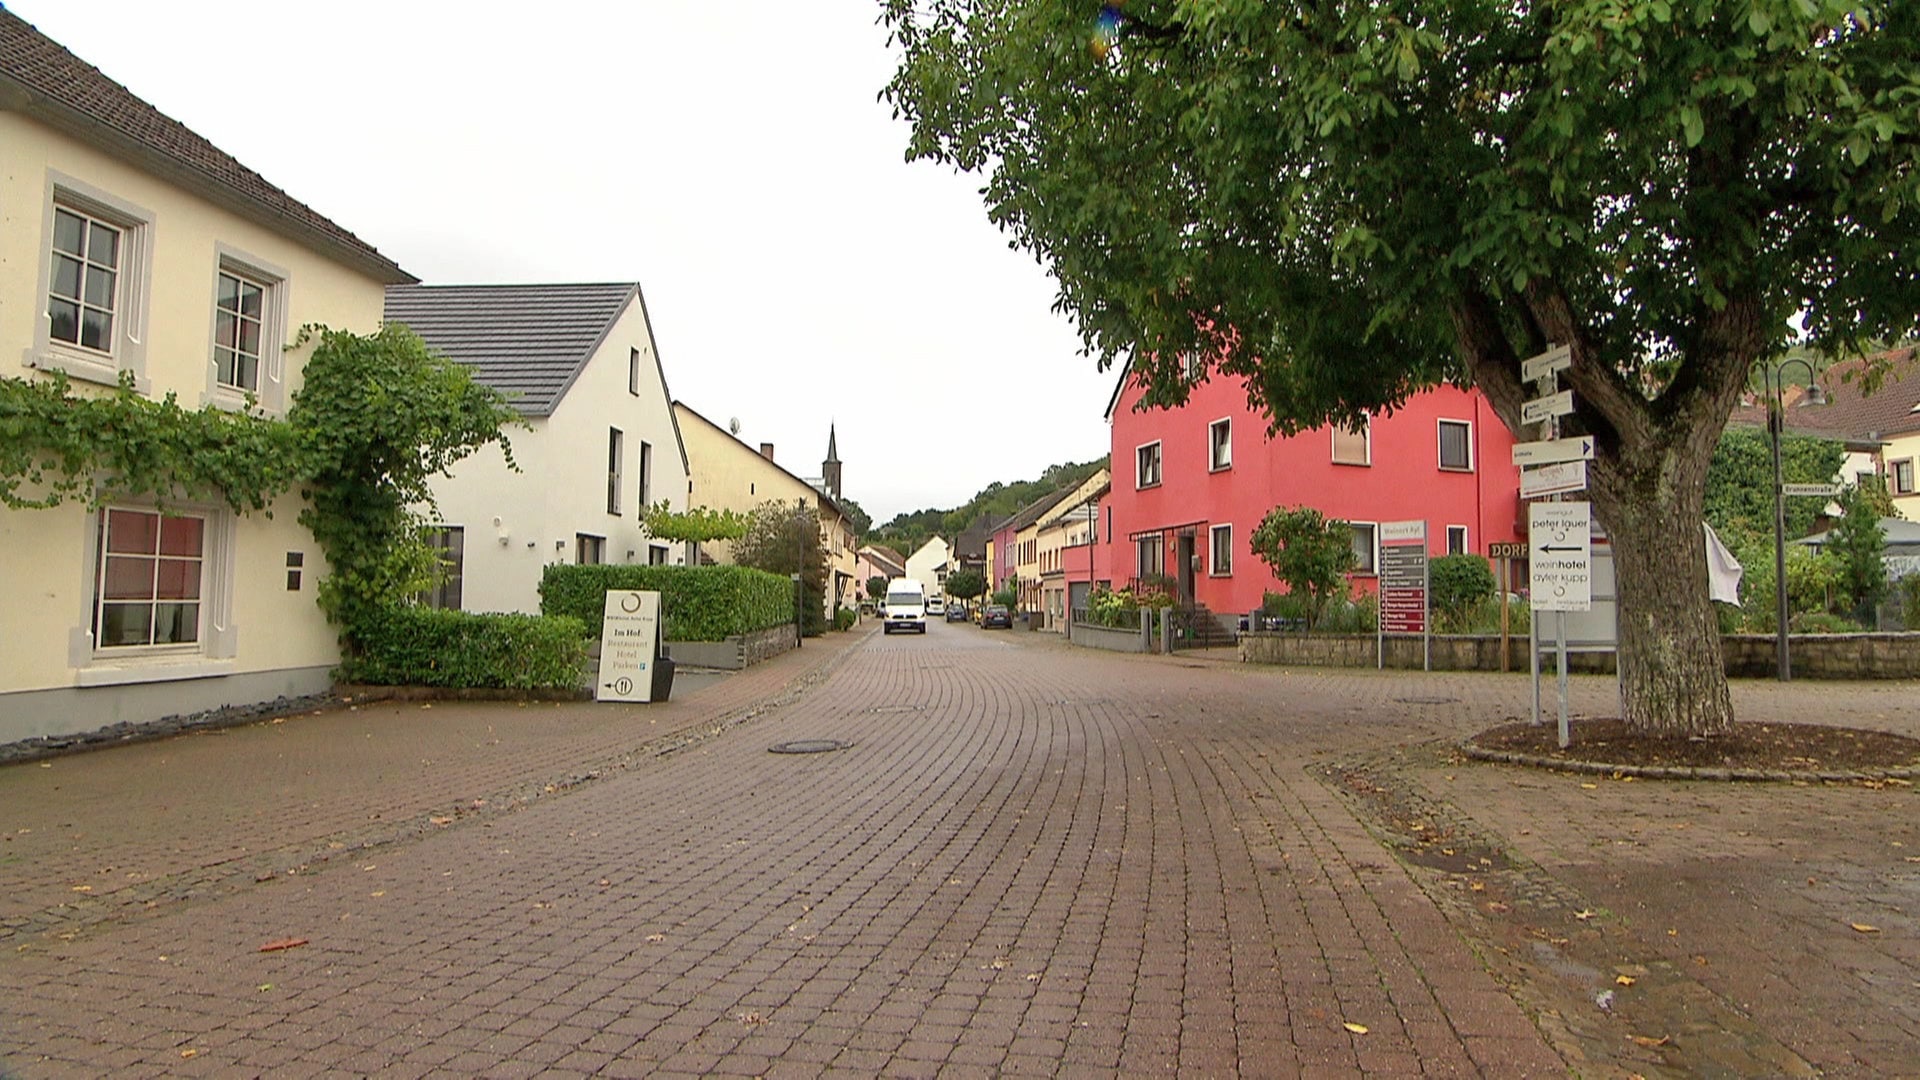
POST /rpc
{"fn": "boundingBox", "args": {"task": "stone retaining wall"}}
[1069,622,1149,654]
[1242,630,1920,679]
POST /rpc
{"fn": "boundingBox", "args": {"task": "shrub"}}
[1792,611,1864,634]
[1249,506,1356,630]
[1903,575,1920,631]
[835,607,857,631]
[1429,554,1496,629]
[539,564,792,641]
[1318,593,1378,633]
[341,606,587,689]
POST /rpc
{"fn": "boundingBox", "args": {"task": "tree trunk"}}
[1586,448,1735,738]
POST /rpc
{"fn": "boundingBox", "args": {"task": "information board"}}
[596,590,661,703]
[1528,503,1593,612]
[1378,520,1428,634]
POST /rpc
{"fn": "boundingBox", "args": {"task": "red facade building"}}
[1105,370,1525,619]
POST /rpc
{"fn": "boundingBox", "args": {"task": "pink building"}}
[1105,370,1525,619]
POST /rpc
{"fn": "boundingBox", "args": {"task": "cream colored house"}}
[673,404,858,618]
[1035,468,1110,630]
[385,283,691,615]
[0,11,412,743]
[905,536,951,601]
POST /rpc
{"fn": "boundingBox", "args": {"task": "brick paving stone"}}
[9,622,1914,1074]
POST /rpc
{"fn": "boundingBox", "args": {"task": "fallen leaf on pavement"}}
[1630,1034,1671,1048]
[1580,783,1598,789]
[180,1048,199,1059]
[1343,1022,1369,1035]
[645,933,665,943]
[258,937,308,953]
[1574,909,1596,921]
[1615,975,1636,987]
[429,816,453,826]
[1851,923,1881,934]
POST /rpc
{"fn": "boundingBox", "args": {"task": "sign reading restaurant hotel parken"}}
[596,590,662,703]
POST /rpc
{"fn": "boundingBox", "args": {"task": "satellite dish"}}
[728,417,741,435]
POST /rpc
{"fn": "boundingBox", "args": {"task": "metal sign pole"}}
[1423,543,1431,672]
[1556,610,1571,749]
[1530,607,1542,726]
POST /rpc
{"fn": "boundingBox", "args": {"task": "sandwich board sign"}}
[597,590,661,702]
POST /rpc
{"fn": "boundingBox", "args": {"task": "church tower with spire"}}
[821,424,843,500]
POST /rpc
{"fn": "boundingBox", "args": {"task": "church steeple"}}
[822,424,842,500]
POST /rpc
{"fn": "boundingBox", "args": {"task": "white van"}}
[882,578,927,635]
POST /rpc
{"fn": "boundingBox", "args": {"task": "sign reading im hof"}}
[597,589,662,703]
[1378,520,1429,633]
[1528,502,1593,612]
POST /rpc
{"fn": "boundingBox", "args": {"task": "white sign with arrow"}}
[1520,459,1589,498]
[1521,344,1572,383]
[1529,502,1593,612]
[1512,435,1596,467]
[1521,388,1575,426]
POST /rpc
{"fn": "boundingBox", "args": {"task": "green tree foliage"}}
[1703,428,1847,551]
[838,498,873,539]
[1429,554,1497,631]
[1828,488,1889,619]
[866,575,889,601]
[734,499,830,636]
[885,0,1920,738]
[641,501,748,545]
[291,324,521,640]
[877,457,1109,548]
[945,568,986,603]
[1248,507,1356,631]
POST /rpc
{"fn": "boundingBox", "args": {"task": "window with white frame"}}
[638,441,653,511]
[34,179,153,387]
[1331,416,1370,465]
[1894,458,1916,495]
[1348,522,1378,574]
[1209,418,1232,471]
[607,428,624,515]
[423,527,464,610]
[1210,523,1233,575]
[213,269,266,392]
[629,347,642,396]
[1447,525,1468,555]
[93,507,205,649]
[1136,441,1162,488]
[1438,419,1474,471]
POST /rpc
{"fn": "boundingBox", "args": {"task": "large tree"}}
[885,0,1919,736]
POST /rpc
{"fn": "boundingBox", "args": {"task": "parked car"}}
[926,596,946,616]
[945,602,971,622]
[982,604,1012,629]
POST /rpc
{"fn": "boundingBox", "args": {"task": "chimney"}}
[759,442,775,461]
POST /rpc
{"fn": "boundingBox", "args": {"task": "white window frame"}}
[1331,416,1371,466]
[607,428,624,515]
[1893,458,1916,495]
[1208,417,1232,471]
[1447,525,1469,555]
[1348,521,1379,575]
[1136,440,1163,489]
[71,498,238,682]
[202,245,291,413]
[1209,523,1233,576]
[30,173,154,391]
[1438,418,1474,472]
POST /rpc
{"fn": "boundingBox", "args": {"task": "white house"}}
[385,283,691,615]
[905,536,952,600]
[0,11,414,744]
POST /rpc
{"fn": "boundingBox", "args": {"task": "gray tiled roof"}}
[0,9,411,284]
[385,283,640,416]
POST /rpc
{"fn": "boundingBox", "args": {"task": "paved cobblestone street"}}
[3,622,1917,1077]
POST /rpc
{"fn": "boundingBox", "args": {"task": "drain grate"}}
[769,739,850,754]
[1393,696,1461,705]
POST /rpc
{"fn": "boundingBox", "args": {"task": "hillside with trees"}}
[877,457,1108,550]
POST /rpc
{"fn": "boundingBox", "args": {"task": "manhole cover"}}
[1393,696,1461,705]
[769,740,850,754]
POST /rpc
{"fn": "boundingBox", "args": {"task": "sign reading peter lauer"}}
[596,590,661,703]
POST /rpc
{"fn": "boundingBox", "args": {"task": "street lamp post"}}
[1762,358,1825,682]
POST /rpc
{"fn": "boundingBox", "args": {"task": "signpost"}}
[1781,482,1841,498]
[1520,388,1576,426]
[1511,435,1596,467]
[1521,343,1572,383]
[1488,542,1528,672]
[1377,520,1429,672]
[596,589,662,703]
[1529,502,1593,612]
[1519,459,1589,499]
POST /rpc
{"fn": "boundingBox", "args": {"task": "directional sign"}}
[1781,482,1842,497]
[1378,521,1429,633]
[596,590,661,702]
[1520,459,1589,499]
[1521,389,1576,425]
[1521,344,1572,383]
[1511,435,1595,467]
[1528,503,1592,612]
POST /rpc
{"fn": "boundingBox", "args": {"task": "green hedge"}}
[539,564,793,641]
[342,606,588,689]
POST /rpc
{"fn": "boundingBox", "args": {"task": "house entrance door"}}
[1176,532,1196,605]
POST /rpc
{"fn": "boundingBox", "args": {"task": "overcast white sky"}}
[16,0,1116,524]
